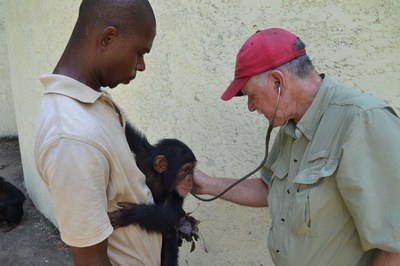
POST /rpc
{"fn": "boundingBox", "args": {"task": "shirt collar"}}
[294,74,336,141]
[39,73,104,103]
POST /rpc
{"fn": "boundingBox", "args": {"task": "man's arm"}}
[192,169,268,207]
[373,250,400,266]
[69,239,112,266]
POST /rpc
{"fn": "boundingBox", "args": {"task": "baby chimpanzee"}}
[0,176,26,232]
[108,122,198,266]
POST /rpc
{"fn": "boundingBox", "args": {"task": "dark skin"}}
[66,28,155,266]
[0,176,26,232]
[51,1,156,265]
[70,240,110,266]
[108,122,196,266]
[66,26,155,265]
[54,24,155,91]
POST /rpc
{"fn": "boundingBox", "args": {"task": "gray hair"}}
[277,54,315,78]
[251,38,315,85]
[276,39,315,78]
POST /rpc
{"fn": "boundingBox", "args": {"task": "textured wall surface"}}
[3,0,400,265]
[4,0,82,224]
[0,0,17,136]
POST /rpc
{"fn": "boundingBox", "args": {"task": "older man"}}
[192,28,400,266]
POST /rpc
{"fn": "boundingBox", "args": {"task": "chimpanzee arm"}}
[125,122,153,157]
[120,205,182,233]
[109,194,184,233]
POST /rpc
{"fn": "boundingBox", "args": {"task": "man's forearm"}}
[70,239,112,266]
[373,249,400,266]
[210,178,268,207]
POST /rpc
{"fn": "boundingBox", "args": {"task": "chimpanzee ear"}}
[153,155,168,174]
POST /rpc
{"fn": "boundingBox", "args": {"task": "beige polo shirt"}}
[33,74,162,266]
[261,75,400,266]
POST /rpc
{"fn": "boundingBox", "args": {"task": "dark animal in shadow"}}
[0,176,26,232]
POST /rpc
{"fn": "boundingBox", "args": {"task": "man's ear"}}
[270,70,286,93]
[100,26,118,49]
[153,155,167,174]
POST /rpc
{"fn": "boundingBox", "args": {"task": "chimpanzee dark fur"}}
[109,122,196,266]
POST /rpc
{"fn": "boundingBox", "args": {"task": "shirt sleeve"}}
[39,137,113,247]
[337,107,400,253]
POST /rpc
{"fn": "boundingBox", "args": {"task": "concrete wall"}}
[0,0,17,136]
[4,0,81,224]
[3,0,400,265]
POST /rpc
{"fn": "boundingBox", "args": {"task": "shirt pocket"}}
[266,160,289,219]
[269,159,290,180]
[290,150,344,236]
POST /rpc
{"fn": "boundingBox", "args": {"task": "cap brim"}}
[220,77,249,101]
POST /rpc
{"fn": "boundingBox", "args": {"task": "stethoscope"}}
[192,86,281,202]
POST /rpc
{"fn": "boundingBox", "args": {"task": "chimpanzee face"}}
[175,162,195,197]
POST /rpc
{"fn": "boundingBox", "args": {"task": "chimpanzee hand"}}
[108,202,137,229]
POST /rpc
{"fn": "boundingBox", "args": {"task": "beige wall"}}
[0,0,17,136]
[3,0,400,265]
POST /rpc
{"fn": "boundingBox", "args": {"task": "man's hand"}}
[191,169,211,195]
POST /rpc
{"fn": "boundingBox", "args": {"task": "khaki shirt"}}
[34,74,162,266]
[261,75,400,266]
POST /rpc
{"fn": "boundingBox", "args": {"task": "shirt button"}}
[276,250,280,253]
[287,189,290,194]
[294,159,298,162]
[281,218,285,223]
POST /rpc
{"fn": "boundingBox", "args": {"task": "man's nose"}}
[247,98,256,112]
[136,57,146,72]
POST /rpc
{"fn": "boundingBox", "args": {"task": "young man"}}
[33,1,160,265]
[192,28,400,266]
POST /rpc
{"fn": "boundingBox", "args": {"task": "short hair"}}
[73,0,156,38]
[276,39,315,78]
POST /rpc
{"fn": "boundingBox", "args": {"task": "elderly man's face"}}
[241,75,284,127]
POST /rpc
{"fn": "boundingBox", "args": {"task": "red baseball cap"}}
[221,28,306,101]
